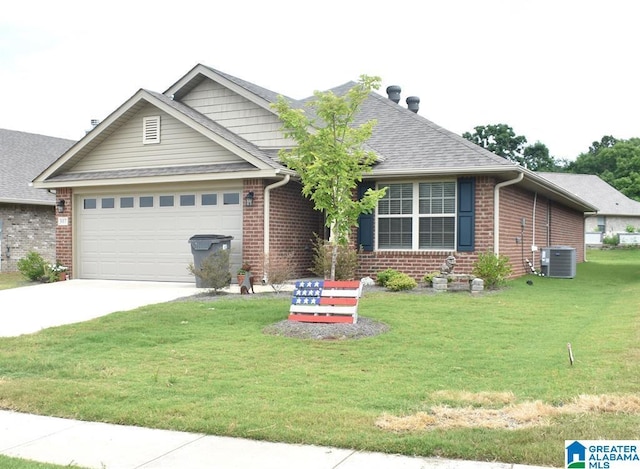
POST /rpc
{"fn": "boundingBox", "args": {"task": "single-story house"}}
[538,172,640,244]
[0,129,75,272]
[33,64,597,282]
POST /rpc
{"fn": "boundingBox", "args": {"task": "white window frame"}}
[376,180,457,251]
[143,116,161,144]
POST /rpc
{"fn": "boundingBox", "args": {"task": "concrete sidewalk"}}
[0,410,555,469]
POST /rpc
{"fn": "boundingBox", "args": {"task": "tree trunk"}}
[330,242,338,281]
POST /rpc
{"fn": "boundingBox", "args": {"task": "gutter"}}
[263,173,291,283]
[494,172,524,254]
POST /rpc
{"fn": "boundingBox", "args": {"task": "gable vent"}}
[143,116,161,144]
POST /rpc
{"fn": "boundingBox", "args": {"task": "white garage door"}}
[76,188,242,281]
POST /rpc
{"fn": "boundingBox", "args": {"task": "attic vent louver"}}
[406,96,420,113]
[386,85,401,103]
[143,116,161,144]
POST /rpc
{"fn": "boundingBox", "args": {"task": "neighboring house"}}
[33,64,596,282]
[0,129,75,272]
[538,172,640,244]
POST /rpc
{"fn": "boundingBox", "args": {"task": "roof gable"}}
[34,89,286,187]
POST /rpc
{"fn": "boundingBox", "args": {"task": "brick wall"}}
[54,188,73,278]
[242,178,322,280]
[268,179,322,277]
[356,177,586,281]
[498,185,584,277]
[0,203,56,272]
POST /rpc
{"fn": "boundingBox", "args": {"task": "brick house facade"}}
[34,64,595,283]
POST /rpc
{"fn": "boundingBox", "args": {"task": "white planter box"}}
[619,233,640,245]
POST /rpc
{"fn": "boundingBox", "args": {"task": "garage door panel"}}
[77,189,242,281]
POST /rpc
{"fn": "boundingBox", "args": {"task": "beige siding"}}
[180,80,292,148]
[71,104,244,172]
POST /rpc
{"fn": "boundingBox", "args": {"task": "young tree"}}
[272,75,387,280]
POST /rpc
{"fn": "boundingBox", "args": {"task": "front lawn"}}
[0,249,638,467]
[0,455,86,469]
[0,272,32,290]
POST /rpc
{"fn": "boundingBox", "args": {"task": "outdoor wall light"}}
[56,199,66,213]
[245,191,254,207]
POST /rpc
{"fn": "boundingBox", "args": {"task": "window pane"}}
[101,198,115,209]
[379,183,412,215]
[120,197,134,208]
[419,182,455,215]
[378,218,412,249]
[83,198,97,209]
[223,193,239,205]
[419,217,455,249]
[180,195,195,206]
[202,194,217,206]
[140,196,153,208]
[159,195,174,207]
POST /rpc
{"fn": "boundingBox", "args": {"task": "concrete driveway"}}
[0,279,201,337]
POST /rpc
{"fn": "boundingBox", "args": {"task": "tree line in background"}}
[462,124,640,201]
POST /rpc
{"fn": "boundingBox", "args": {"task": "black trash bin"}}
[188,234,233,288]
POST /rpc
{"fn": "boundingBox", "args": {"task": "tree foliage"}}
[462,123,562,171]
[568,136,640,201]
[272,75,387,279]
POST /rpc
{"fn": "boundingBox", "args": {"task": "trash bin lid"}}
[188,234,233,250]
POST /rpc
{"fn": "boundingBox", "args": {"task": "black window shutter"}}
[457,177,475,252]
[357,181,376,252]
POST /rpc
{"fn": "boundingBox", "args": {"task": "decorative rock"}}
[432,277,448,292]
[471,278,484,292]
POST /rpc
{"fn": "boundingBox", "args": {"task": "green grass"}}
[0,272,33,290]
[1,248,639,467]
[0,455,86,469]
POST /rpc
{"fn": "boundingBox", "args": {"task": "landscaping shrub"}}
[422,271,440,286]
[625,224,636,233]
[310,234,359,280]
[188,248,231,293]
[472,251,512,289]
[375,268,401,287]
[17,251,47,282]
[603,233,619,246]
[386,272,417,291]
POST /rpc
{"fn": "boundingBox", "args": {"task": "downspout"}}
[263,173,291,283]
[494,172,524,254]
[531,192,538,266]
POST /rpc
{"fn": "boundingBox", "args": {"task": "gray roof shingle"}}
[0,129,75,204]
[538,172,640,215]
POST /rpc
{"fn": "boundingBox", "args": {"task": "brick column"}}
[55,188,73,278]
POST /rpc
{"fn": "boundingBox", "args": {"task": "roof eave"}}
[33,168,288,189]
[0,197,55,206]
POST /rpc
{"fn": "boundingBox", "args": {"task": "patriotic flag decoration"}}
[289,280,362,324]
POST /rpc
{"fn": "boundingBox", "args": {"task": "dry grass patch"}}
[376,393,640,432]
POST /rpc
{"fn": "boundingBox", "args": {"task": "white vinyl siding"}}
[75,185,242,281]
[377,181,457,251]
[180,80,292,148]
[70,104,245,172]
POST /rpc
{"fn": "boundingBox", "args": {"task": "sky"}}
[1,0,638,161]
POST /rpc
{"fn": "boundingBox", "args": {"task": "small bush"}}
[188,249,231,294]
[17,251,47,282]
[386,273,417,291]
[310,234,359,280]
[603,233,619,246]
[376,268,401,287]
[472,251,512,289]
[263,251,296,293]
[422,271,440,285]
[625,225,636,233]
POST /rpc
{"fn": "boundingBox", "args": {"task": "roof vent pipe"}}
[386,85,401,103]
[406,96,420,113]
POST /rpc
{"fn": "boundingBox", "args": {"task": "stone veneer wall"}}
[0,203,56,272]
